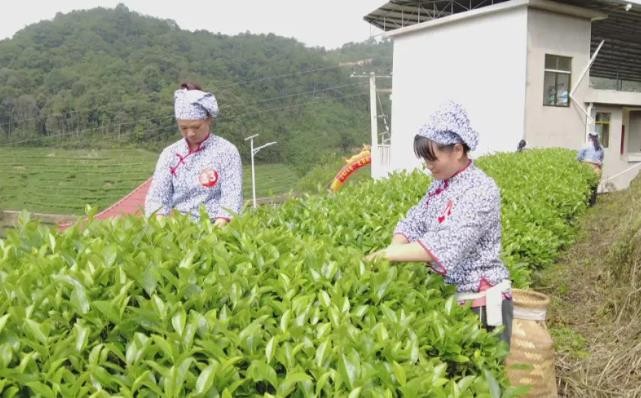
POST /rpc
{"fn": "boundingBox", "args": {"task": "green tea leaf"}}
[247,360,278,387]
[0,314,10,334]
[26,381,55,398]
[280,309,291,333]
[392,361,406,386]
[74,322,90,352]
[338,353,358,390]
[348,387,363,398]
[172,308,187,336]
[265,336,276,363]
[483,369,501,398]
[24,319,48,344]
[195,363,216,395]
[277,372,312,396]
[315,340,329,368]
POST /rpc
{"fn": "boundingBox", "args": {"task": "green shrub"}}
[258,148,597,288]
[0,213,509,397]
[0,148,594,396]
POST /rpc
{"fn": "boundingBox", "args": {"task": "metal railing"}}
[378,144,391,170]
[599,161,641,192]
[591,77,641,93]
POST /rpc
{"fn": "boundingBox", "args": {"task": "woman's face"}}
[423,142,466,180]
[178,118,211,146]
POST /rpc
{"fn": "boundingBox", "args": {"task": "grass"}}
[244,163,299,199]
[534,176,641,397]
[549,326,589,360]
[0,147,300,215]
[0,148,158,214]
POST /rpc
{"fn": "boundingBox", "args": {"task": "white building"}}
[365,0,641,190]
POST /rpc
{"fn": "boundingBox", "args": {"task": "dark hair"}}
[414,135,470,161]
[180,81,202,90]
[517,139,527,153]
[589,134,601,151]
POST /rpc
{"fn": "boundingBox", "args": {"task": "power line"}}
[28,120,174,149]
[225,92,369,120]
[76,88,370,146]
[0,74,367,133]
[4,88,370,149]
[0,97,167,131]
[210,63,348,91]
[0,62,351,130]
[250,82,367,104]
[2,114,175,146]
[1,81,369,146]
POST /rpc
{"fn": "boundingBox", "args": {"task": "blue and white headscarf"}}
[417,101,479,151]
[174,88,219,120]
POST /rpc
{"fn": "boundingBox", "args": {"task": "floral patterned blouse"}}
[144,134,243,221]
[394,161,509,292]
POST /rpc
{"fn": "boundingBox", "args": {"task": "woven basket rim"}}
[511,288,550,309]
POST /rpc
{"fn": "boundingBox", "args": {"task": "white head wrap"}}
[417,100,479,151]
[174,88,219,120]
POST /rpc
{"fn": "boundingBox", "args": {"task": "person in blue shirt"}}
[577,132,604,205]
[577,132,604,170]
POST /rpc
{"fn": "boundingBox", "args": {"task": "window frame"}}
[595,112,610,149]
[543,54,572,108]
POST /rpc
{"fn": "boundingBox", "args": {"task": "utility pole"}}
[244,134,277,208]
[351,71,392,178]
[369,72,378,176]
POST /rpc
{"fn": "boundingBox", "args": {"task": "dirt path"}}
[535,180,641,397]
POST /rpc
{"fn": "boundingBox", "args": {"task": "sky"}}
[0,0,387,49]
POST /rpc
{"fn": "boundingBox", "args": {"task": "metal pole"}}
[244,134,259,209]
[251,138,257,209]
[244,135,277,209]
[369,72,378,178]
[570,39,605,123]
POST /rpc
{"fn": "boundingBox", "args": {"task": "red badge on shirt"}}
[437,200,453,224]
[199,168,219,188]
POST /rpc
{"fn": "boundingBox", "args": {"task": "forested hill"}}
[0,4,392,171]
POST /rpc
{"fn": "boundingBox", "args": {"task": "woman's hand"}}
[214,218,229,227]
[366,242,433,263]
[365,235,411,261]
[365,248,389,262]
[391,234,409,245]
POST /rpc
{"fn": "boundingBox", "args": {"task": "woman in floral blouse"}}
[144,82,243,226]
[367,101,513,345]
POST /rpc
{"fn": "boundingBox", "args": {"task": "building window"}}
[595,112,610,148]
[543,54,572,107]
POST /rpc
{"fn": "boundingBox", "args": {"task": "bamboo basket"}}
[506,289,558,397]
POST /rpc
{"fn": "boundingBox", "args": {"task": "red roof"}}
[58,177,152,231]
[95,177,152,220]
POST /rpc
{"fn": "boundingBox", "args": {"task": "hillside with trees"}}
[0,4,392,173]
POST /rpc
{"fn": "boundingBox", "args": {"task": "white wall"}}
[524,8,593,150]
[387,4,528,173]
[583,106,641,191]
[628,111,641,153]
[594,105,623,189]
[584,83,641,191]
[590,105,640,191]
[586,89,641,108]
